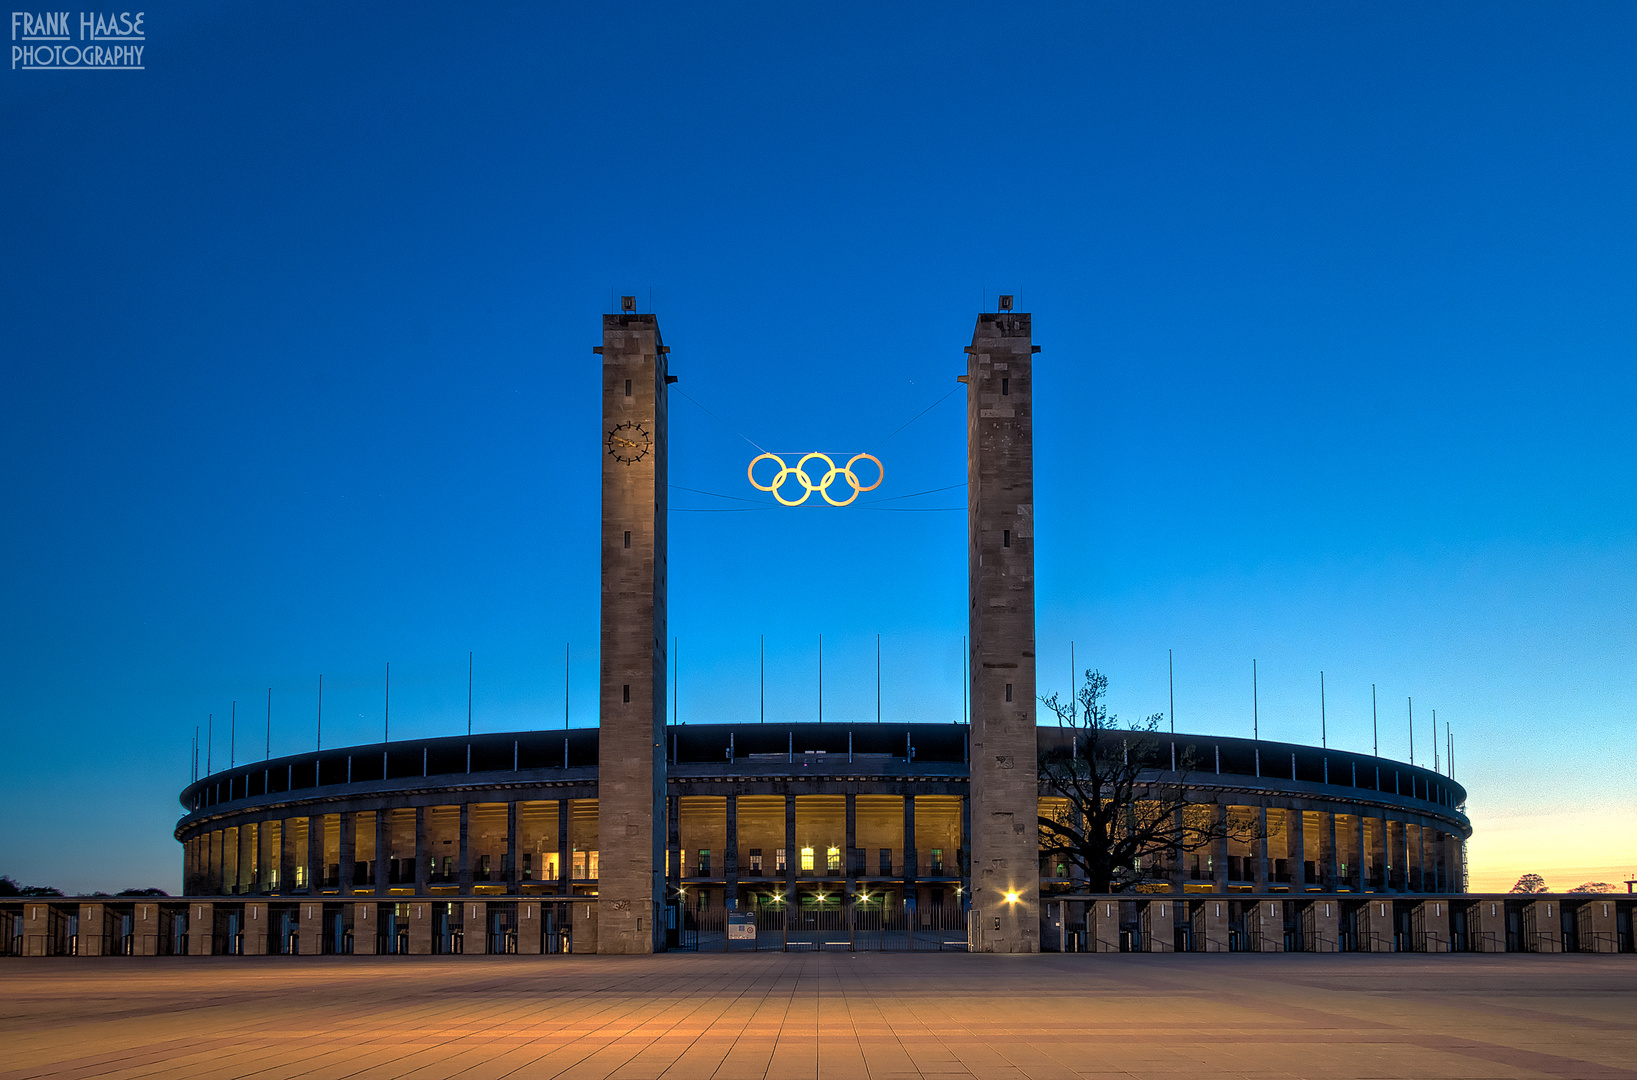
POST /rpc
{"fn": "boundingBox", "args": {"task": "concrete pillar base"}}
[1142,899,1176,952]
[353,903,377,954]
[1195,898,1229,952]
[1088,899,1121,952]
[189,903,215,956]
[1247,899,1285,952]
[572,899,598,954]
[1414,899,1451,953]
[243,903,269,955]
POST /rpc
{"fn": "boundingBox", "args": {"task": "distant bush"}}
[0,876,65,897]
[1567,882,1616,894]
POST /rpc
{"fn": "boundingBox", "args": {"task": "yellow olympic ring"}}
[747,452,884,506]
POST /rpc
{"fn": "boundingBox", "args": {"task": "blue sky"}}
[2,1,1633,893]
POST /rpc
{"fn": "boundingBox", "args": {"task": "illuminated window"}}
[827,846,841,874]
[800,847,815,872]
[749,848,763,874]
[775,848,786,874]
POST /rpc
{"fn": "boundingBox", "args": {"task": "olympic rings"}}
[747,452,884,506]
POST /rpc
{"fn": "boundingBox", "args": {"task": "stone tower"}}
[597,309,669,954]
[963,308,1039,953]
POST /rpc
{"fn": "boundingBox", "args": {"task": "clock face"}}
[606,421,652,465]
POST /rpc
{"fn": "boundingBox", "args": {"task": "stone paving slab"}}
[0,953,1633,1080]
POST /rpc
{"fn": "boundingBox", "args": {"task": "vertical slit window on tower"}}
[624,379,632,397]
[1003,529,1010,548]
[623,685,630,703]
[1005,683,1013,702]
[623,530,631,549]
[1001,377,1010,396]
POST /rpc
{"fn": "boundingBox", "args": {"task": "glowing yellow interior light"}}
[1004,890,1020,904]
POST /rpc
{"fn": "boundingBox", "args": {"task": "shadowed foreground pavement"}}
[2,952,1634,1080]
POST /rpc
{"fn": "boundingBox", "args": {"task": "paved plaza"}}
[1,953,1633,1080]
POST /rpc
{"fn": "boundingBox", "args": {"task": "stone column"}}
[506,802,519,894]
[1291,807,1306,890]
[308,816,324,893]
[726,794,740,911]
[667,792,682,907]
[1415,821,1425,892]
[557,800,571,897]
[963,308,1039,953]
[281,819,299,895]
[339,812,356,893]
[903,795,918,909]
[1212,804,1229,892]
[1254,806,1269,891]
[1171,808,1186,893]
[783,794,797,946]
[961,794,974,903]
[458,804,472,894]
[596,308,670,954]
[374,812,389,897]
[1325,812,1339,890]
[413,807,429,895]
[1354,811,1367,892]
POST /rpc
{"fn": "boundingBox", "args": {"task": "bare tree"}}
[1039,669,1259,893]
[1510,873,1548,894]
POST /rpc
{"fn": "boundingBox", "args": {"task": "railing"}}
[1576,930,1619,954]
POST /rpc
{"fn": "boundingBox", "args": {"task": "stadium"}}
[7,304,1631,959]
